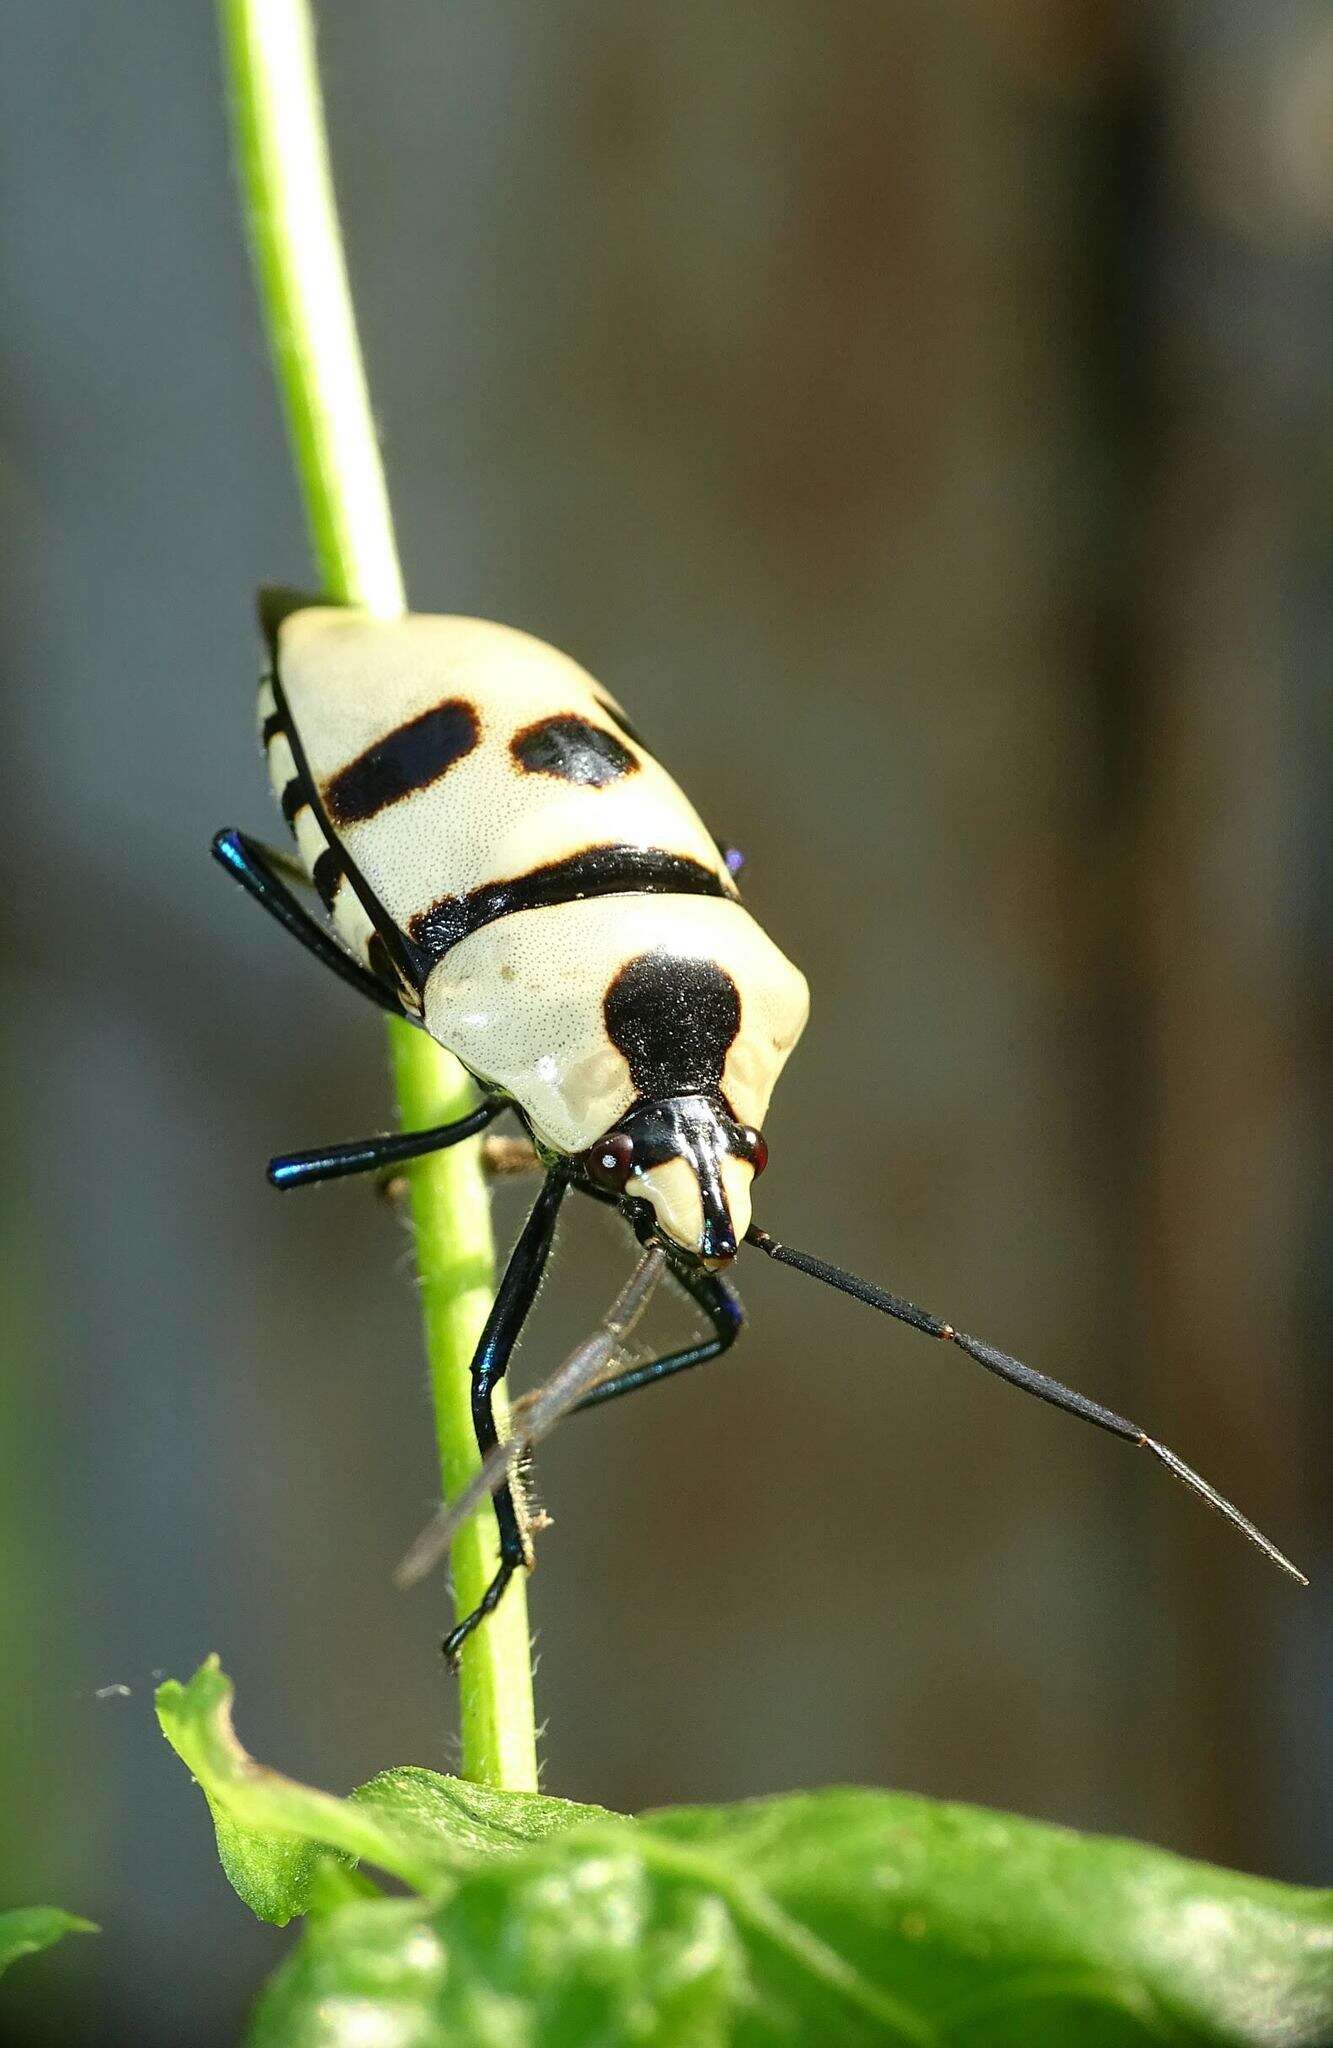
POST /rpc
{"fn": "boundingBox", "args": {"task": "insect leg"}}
[379,1127,541,1209]
[268,1097,506,1189]
[560,1176,744,1411]
[395,1246,666,1590]
[442,1166,571,1665]
[211,828,404,1016]
[572,1246,743,1412]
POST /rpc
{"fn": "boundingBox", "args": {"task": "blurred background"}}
[1,2,1329,2040]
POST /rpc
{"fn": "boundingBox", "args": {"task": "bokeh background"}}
[2,3,1329,2041]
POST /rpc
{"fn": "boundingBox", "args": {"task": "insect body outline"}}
[215,589,1305,1659]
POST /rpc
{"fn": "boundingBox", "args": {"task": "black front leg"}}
[564,1177,745,1414]
[442,1166,570,1665]
[573,1245,743,1413]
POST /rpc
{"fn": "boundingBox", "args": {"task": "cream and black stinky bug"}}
[214,589,1306,1658]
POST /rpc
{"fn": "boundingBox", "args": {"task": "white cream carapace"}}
[261,605,809,1258]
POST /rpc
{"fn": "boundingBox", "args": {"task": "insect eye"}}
[587,1131,635,1190]
[740,1128,769,1175]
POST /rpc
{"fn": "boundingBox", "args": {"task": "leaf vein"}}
[631,1835,936,2044]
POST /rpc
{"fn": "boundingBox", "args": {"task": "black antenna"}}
[745,1226,1307,1585]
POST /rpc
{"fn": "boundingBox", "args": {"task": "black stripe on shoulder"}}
[407,845,729,961]
[261,708,286,745]
[324,698,481,825]
[268,671,434,996]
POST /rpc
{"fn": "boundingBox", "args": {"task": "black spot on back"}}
[324,699,480,825]
[603,952,741,1100]
[510,714,637,787]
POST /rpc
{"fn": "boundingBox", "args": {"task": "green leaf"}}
[351,1765,610,1861]
[249,1790,1333,2048]
[159,1665,1331,2045]
[0,1907,96,1980]
[155,1659,607,1924]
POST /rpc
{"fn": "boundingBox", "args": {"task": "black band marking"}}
[261,709,286,745]
[366,934,397,988]
[510,713,637,787]
[324,698,480,826]
[603,953,741,1100]
[268,670,429,997]
[407,845,729,960]
[280,776,307,827]
[312,848,343,913]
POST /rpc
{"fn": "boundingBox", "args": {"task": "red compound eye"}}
[587,1131,635,1190]
[741,1128,769,1175]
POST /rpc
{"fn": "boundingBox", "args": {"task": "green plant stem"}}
[218,0,537,1792]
